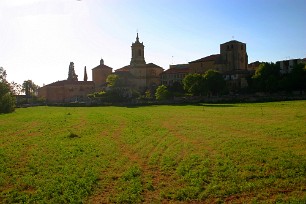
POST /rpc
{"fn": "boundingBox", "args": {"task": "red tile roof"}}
[45,80,94,87]
[189,54,220,63]
[92,64,113,70]
[146,63,164,70]
[115,65,131,72]
[161,67,190,75]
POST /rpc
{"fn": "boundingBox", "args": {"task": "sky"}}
[0,0,305,86]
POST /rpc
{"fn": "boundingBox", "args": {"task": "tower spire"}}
[136,32,139,42]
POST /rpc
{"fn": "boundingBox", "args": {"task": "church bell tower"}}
[130,33,146,66]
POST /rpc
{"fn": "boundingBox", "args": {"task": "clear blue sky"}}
[1,0,305,86]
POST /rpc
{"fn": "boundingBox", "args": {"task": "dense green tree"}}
[203,70,226,95]
[182,73,204,95]
[168,81,185,96]
[289,62,306,92]
[183,70,225,96]
[106,74,121,87]
[252,62,280,92]
[0,67,15,113]
[155,85,170,100]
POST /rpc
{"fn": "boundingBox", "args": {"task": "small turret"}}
[100,58,104,65]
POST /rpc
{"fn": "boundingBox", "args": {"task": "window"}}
[241,45,243,50]
[231,44,233,49]
[138,49,141,56]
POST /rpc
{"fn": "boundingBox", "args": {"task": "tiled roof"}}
[146,63,164,70]
[116,63,164,72]
[189,54,220,63]
[223,69,252,75]
[169,64,189,69]
[45,80,95,87]
[115,65,131,72]
[161,67,190,75]
[221,40,244,45]
[92,64,113,70]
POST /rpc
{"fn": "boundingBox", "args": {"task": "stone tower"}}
[129,33,147,90]
[67,62,78,81]
[220,40,248,71]
[130,33,146,66]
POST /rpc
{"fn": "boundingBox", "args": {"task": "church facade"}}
[115,33,164,92]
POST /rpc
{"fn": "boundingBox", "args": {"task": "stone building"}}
[92,58,113,91]
[160,64,190,86]
[188,40,251,90]
[277,58,303,74]
[115,33,164,92]
[189,40,248,74]
[38,62,95,103]
[219,40,248,72]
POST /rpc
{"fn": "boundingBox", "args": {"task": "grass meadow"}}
[0,101,305,203]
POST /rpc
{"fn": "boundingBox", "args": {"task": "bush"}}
[155,85,170,100]
[0,92,15,113]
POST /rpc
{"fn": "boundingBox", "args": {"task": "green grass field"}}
[0,101,305,203]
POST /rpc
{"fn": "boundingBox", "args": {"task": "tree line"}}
[1,61,305,113]
[90,61,305,102]
[0,67,41,113]
[251,62,306,93]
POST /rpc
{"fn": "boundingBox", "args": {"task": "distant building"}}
[189,54,222,73]
[38,62,94,103]
[277,58,303,74]
[189,40,248,74]
[92,58,113,91]
[188,40,252,91]
[160,64,190,86]
[115,33,164,92]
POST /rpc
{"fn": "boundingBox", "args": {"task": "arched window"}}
[138,49,141,56]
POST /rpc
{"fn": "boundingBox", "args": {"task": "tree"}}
[168,81,185,96]
[203,70,226,96]
[155,85,170,100]
[22,80,39,97]
[182,73,205,96]
[0,67,15,113]
[10,81,22,95]
[183,71,225,96]
[106,74,121,87]
[252,62,280,92]
[289,62,306,92]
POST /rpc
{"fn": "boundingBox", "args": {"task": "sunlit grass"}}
[0,101,305,203]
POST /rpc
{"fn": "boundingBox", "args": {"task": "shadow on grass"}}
[198,104,237,108]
